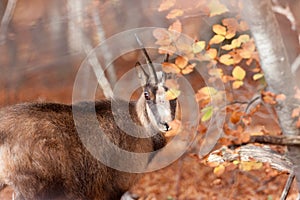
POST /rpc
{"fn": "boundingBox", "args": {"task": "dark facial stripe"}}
[170,99,177,120]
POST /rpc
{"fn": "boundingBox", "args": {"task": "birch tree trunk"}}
[241,0,300,190]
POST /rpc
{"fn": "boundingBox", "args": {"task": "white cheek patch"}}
[156,85,172,123]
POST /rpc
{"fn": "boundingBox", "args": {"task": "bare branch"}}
[207,145,293,172]
[272,1,296,30]
[249,135,300,146]
[280,173,295,200]
[0,0,18,44]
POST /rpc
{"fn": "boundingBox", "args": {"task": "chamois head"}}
[135,36,177,133]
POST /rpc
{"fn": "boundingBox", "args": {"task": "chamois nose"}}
[161,122,171,131]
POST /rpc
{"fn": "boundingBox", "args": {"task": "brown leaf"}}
[168,19,182,33]
[166,9,184,19]
[158,0,176,11]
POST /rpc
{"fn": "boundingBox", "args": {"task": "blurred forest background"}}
[1,0,300,199]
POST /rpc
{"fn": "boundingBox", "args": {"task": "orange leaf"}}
[292,107,300,118]
[166,9,184,19]
[158,0,176,11]
[182,63,196,74]
[162,62,180,74]
[230,111,243,124]
[175,56,188,69]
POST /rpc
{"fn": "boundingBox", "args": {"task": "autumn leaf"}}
[239,161,263,171]
[153,28,172,46]
[212,24,227,35]
[201,105,213,122]
[162,56,196,75]
[253,73,264,80]
[213,164,225,177]
[222,18,239,39]
[166,88,181,100]
[230,111,243,124]
[219,54,234,65]
[232,66,246,80]
[166,9,184,19]
[168,19,182,33]
[232,80,244,89]
[208,0,229,17]
[162,62,181,74]
[209,34,225,45]
[158,0,176,11]
[192,41,206,54]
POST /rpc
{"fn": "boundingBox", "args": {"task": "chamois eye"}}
[144,91,151,100]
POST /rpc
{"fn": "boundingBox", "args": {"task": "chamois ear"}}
[136,61,149,86]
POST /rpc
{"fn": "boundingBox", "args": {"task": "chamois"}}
[0,39,177,200]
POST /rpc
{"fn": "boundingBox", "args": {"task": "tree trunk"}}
[241,0,300,190]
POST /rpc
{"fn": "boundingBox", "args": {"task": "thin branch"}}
[207,145,293,172]
[91,9,117,86]
[0,0,18,44]
[272,1,296,30]
[249,135,300,146]
[280,173,295,200]
[83,42,114,99]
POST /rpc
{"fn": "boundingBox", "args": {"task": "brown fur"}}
[0,100,166,200]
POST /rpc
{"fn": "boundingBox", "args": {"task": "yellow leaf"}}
[192,41,206,54]
[182,63,196,75]
[253,73,264,80]
[209,35,225,45]
[205,48,217,59]
[232,66,246,80]
[238,34,250,44]
[219,54,234,65]
[208,0,229,17]
[200,86,218,96]
[221,44,234,51]
[239,161,263,171]
[166,9,184,19]
[201,105,214,122]
[214,164,225,177]
[232,80,244,89]
[166,88,181,100]
[158,0,176,11]
[212,24,226,35]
